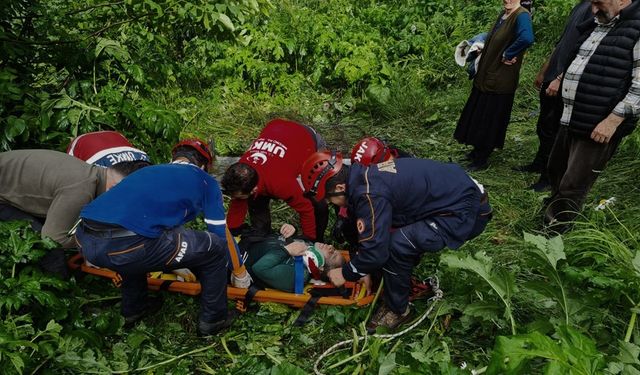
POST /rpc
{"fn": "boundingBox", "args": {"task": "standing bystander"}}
[545,0,640,231]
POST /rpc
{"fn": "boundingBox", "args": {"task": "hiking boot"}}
[543,219,573,237]
[528,179,550,192]
[367,305,413,334]
[463,151,476,162]
[197,310,238,337]
[124,296,164,328]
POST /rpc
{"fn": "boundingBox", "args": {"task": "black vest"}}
[568,0,640,138]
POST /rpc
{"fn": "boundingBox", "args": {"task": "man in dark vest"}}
[545,0,640,231]
[514,1,592,191]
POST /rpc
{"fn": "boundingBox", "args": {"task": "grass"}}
[45,8,640,372]
[78,57,638,370]
[66,62,640,372]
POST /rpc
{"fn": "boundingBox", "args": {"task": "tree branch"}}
[89,12,155,38]
[65,1,125,16]
[0,11,156,45]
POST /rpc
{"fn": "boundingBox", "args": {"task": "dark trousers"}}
[76,224,229,323]
[532,81,563,180]
[545,127,622,223]
[0,203,44,232]
[248,195,329,242]
[382,200,492,313]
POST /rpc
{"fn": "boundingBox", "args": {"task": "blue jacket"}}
[342,158,483,281]
[81,164,244,268]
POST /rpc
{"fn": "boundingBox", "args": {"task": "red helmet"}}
[301,150,343,201]
[172,138,213,170]
[350,137,393,165]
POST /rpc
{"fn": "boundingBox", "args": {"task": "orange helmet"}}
[301,150,343,201]
[350,136,393,165]
[172,138,213,170]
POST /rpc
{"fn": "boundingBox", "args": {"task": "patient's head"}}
[313,242,345,281]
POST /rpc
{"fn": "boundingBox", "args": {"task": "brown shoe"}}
[367,305,412,334]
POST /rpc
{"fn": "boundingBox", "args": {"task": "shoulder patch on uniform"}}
[377,159,396,173]
[356,218,366,234]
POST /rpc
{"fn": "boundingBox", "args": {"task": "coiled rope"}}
[314,277,443,375]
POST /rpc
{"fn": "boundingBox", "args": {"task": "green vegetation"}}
[2,0,640,373]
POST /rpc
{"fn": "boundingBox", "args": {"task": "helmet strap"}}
[375,142,390,163]
[308,150,338,196]
[325,191,346,198]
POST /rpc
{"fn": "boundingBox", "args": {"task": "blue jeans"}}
[76,224,229,323]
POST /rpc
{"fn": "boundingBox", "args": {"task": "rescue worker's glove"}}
[172,268,197,282]
[231,270,252,289]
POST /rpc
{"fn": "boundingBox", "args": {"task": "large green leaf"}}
[524,233,566,270]
[440,251,517,302]
[270,363,306,375]
[378,352,396,375]
[487,326,604,375]
[441,251,517,334]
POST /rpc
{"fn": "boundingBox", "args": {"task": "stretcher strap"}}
[244,284,262,308]
[293,286,352,326]
[159,280,174,291]
[294,296,320,326]
[309,286,351,299]
[294,255,304,295]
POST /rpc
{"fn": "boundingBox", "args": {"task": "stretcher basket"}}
[67,252,375,310]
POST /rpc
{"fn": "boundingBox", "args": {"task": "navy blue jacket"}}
[342,158,483,281]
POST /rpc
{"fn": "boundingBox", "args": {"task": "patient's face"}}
[315,242,344,268]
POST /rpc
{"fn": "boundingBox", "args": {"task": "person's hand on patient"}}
[279,223,296,238]
[285,241,307,257]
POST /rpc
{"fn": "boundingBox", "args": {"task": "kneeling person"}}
[302,152,492,332]
[75,163,241,336]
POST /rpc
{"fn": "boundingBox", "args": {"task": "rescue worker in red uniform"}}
[67,131,150,167]
[221,119,329,241]
[302,151,492,332]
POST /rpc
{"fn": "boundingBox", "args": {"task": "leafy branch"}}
[110,341,219,373]
[441,251,517,335]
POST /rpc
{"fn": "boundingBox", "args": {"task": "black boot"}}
[467,158,489,172]
[512,162,544,173]
[197,310,238,337]
[38,249,69,279]
[528,175,551,192]
[124,296,164,328]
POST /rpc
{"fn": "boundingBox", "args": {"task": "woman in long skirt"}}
[455,0,534,171]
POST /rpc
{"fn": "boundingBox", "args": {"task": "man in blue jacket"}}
[75,163,244,336]
[301,151,492,332]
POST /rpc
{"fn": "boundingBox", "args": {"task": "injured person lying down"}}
[242,224,345,292]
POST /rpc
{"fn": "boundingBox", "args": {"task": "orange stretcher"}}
[67,253,375,310]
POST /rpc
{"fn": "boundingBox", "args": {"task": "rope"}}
[313,277,443,375]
